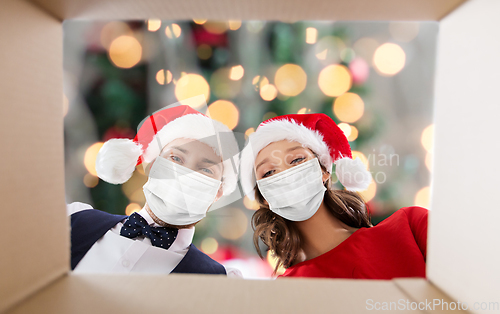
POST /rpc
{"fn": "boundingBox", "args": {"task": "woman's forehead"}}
[255,140,312,163]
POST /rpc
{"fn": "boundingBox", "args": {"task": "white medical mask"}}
[256,157,327,222]
[142,156,222,226]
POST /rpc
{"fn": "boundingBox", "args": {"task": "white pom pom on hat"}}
[239,113,372,200]
[334,157,372,192]
[95,138,142,185]
[94,105,240,196]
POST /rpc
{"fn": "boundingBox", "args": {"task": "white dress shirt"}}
[68,202,241,277]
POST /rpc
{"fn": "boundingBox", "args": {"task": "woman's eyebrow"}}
[255,158,269,172]
[286,145,305,153]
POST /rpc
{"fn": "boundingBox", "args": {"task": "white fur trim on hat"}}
[335,157,372,191]
[240,119,332,200]
[142,113,239,195]
[240,119,373,200]
[95,139,143,184]
[95,114,239,195]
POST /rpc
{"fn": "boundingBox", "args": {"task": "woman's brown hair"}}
[252,164,372,274]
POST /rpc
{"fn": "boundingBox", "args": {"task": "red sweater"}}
[280,206,428,280]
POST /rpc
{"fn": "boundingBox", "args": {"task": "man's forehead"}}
[164,139,223,164]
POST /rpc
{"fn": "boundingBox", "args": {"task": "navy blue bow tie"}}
[120,212,178,250]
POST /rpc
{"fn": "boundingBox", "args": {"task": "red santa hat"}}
[95,105,239,195]
[240,113,372,200]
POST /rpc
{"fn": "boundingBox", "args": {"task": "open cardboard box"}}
[1,0,499,313]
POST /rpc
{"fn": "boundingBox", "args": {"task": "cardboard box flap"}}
[29,0,467,21]
[0,0,67,313]
[8,274,434,314]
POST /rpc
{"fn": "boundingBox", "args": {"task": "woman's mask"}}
[256,157,326,222]
[143,156,222,226]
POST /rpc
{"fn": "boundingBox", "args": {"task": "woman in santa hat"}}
[240,113,428,279]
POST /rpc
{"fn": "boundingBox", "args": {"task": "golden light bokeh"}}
[193,19,207,25]
[100,21,132,49]
[197,44,212,60]
[266,250,286,275]
[122,170,148,203]
[165,24,182,38]
[347,125,359,141]
[84,142,104,176]
[353,37,379,63]
[252,75,269,90]
[359,180,377,202]
[229,65,244,81]
[156,69,173,85]
[174,73,210,107]
[373,43,406,76]
[208,100,240,130]
[203,21,229,34]
[83,173,99,188]
[274,64,307,97]
[263,112,277,120]
[316,49,327,60]
[259,77,269,89]
[243,195,260,210]
[260,84,278,101]
[156,69,165,85]
[318,64,352,97]
[337,123,352,138]
[333,92,365,123]
[201,237,219,254]
[244,127,255,139]
[389,22,420,42]
[297,107,311,114]
[351,150,369,169]
[147,19,161,32]
[210,67,242,99]
[166,70,172,84]
[306,27,318,44]
[125,203,142,215]
[425,152,433,172]
[421,124,434,153]
[218,208,248,240]
[414,186,430,208]
[108,35,142,69]
[228,20,242,30]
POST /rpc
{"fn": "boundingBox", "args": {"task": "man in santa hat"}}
[68,104,241,276]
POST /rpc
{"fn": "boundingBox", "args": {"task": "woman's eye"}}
[291,157,306,164]
[262,170,275,178]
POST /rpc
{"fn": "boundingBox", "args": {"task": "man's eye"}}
[170,155,182,163]
[201,168,213,175]
[262,170,275,178]
[291,157,306,164]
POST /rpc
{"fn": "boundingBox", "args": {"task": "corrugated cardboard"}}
[30,0,466,21]
[3,0,499,313]
[8,275,427,314]
[428,0,500,310]
[0,0,67,312]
